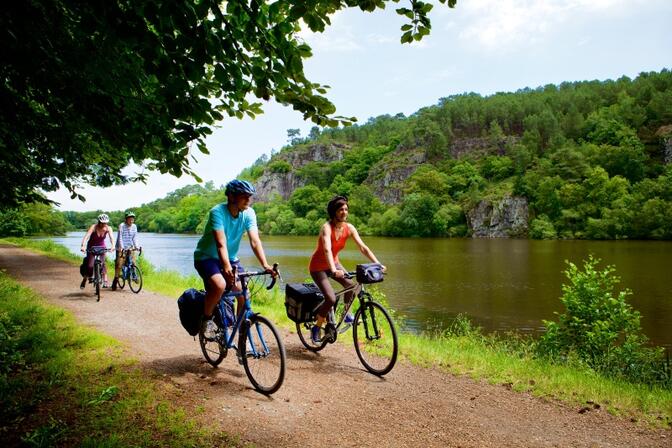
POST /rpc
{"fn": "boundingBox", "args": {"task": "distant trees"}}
[57,70,672,240]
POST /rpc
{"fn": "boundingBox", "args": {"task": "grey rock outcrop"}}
[656,125,672,164]
[467,196,529,238]
[366,147,427,204]
[255,143,349,201]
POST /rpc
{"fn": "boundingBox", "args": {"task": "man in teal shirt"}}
[194,179,275,331]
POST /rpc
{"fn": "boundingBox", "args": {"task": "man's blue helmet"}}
[225,179,256,196]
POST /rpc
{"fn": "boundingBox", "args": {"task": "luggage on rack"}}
[284,283,324,323]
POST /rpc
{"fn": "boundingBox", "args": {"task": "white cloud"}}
[299,11,363,52]
[454,0,639,52]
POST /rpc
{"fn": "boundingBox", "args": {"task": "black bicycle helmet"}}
[225,179,256,196]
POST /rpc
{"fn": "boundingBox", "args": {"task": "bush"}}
[538,256,670,386]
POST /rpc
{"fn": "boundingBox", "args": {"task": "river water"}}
[46,232,672,348]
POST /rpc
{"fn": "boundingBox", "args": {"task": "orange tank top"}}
[309,223,350,272]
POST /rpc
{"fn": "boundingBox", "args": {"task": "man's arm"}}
[248,229,273,273]
[213,229,233,283]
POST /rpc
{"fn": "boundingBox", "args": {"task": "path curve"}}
[0,245,669,447]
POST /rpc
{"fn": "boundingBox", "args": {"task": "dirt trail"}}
[1,245,669,447]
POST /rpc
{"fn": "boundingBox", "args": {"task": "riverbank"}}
[0,271,241,447]
[3,237,672,428]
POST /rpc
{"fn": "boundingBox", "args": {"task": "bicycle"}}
[199,264,286,395]
[293,266,399,376]
[117,247,143,293]
[86,247,110,302]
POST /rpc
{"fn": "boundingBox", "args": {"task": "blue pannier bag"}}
[217,295,235,328]
[177,288,205,336]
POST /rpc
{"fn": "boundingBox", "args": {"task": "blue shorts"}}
[194,258,244,289]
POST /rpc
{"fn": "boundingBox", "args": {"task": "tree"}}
[1,0,457,206]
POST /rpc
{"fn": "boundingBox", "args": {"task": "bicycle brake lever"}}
[266,263,279,290]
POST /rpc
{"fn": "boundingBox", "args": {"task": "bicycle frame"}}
[215,270,274,359]
[121,249,138,279]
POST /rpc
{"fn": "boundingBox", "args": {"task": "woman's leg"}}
[311,270,337,324]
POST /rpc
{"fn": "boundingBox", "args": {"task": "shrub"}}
[538,256,670,386]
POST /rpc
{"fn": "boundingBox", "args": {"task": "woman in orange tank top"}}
[308,196,385,343]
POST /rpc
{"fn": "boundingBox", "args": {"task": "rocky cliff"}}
[467,196,529,238]
[365,147,427,204]
[656,125,672,164]
[255,143,349,201]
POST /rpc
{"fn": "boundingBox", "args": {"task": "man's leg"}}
[204,273,226,317]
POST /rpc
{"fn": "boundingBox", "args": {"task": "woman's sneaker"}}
[311,325,321,344]
[339,313,355,334]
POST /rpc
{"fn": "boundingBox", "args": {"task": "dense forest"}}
[3,70,671,239]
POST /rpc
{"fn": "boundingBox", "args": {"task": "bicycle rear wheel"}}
[94,262,101,302]
[129,265,143,293]
[296,321,328,352]
[353,301,398,376]
[240,315,286,394]
[199,323,225,367]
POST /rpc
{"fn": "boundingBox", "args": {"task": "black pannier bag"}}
[177,288,205,336]
[285,283,324,323]
[356,263,384,284]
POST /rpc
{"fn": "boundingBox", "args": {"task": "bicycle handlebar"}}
[225,263,281,292]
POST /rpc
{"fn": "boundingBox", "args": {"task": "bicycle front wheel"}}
[94,263,101,302]
[129,265,143,293]
[240,315,286,394]
[353,301,398,376]
[199,324,225,367]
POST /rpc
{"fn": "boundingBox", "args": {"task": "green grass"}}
[0,268,243,447]
[3,237,672,427]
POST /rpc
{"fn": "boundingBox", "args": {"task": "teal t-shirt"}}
[194,203,258,261]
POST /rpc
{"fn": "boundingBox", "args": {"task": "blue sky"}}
[48,0,672,211]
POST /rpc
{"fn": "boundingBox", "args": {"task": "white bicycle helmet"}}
[98,213,110,223]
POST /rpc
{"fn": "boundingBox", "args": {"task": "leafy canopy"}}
[0,0,456,206]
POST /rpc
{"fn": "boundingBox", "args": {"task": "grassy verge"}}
[3,237,671,427]
[0,271,244,447]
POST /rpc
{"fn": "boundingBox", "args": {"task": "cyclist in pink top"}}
[79,214,114,289]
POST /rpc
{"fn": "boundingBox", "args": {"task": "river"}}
[45,232,672,348]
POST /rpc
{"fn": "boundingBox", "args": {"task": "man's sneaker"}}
[311,325,321,344]
[80,278,86,289]
[202,317,218,339]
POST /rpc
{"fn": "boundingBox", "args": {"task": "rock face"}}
[366,147,427,204]
[450,136,519,159]
[656,125,672,164]
[255,143,349,201]
[467,196,529,238]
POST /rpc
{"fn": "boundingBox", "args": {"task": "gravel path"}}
[1,245,669,447]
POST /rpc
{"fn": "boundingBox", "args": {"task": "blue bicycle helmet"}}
[225,179,256,196]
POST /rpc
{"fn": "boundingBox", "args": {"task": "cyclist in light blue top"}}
[194,179,275,333]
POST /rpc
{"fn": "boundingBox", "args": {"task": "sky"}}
[47,0,672,211]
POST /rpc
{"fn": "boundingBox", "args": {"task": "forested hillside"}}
[15,70,671,240]
[242,70,672,239]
